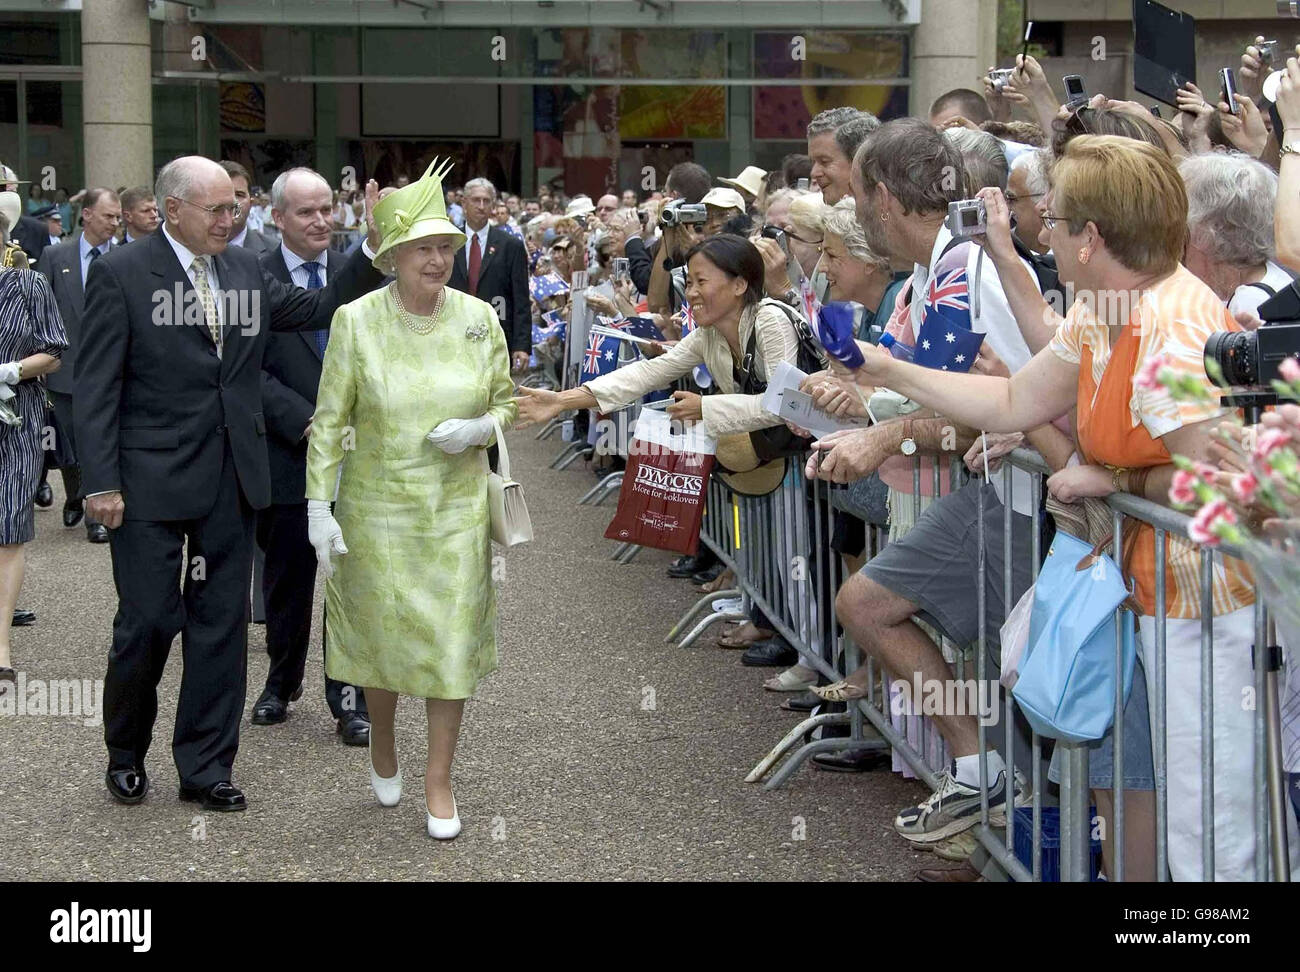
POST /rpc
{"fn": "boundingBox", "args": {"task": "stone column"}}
[82,0,153,189]
[911,0,997,119]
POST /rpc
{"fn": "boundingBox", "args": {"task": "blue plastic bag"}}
[1011,530,1137,743]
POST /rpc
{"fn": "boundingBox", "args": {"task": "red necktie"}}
[468,233,482,296]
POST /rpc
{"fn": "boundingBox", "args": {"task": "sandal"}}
[763,666,816,692]
[697,568,734,594]
[718,622,775,649]
[811,679,870,703]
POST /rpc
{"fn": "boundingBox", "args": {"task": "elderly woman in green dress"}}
[305,160,518,840]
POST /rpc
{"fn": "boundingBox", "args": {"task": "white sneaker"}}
[369,736,401,807]
[712,597,743,614]
[427,796,461,840]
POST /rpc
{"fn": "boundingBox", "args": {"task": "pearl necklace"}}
[391,282,445,335]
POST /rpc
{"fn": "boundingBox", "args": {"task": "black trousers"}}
[102,446,253,788]
[48,390,87,517]
[256,501,365,720]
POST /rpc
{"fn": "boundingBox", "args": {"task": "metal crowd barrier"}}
[661,447,1294,883]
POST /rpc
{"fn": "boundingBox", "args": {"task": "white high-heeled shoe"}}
[426,794,461,840]
[368,735,402,807]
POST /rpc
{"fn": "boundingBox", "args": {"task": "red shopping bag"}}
[604,409,717,554]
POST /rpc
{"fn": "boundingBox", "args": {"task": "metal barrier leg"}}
[535,416,563,441]
[665,589,737,644]
[609,541,634,561]
[763,735,889,791]
[676,604,746,649]
[594,475,623,506]
[745,714,852,783]
[554,445,593,470]
[548,441,585,469]
[578,472,622,505]
[615,543,642,564]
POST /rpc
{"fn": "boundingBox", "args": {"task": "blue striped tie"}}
[303,261,327,357]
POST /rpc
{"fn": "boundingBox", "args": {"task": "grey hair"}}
[834,115,881,164]
[463,177,497,200]
[807,106,866,140]
[823,198,890,272]
[942,127,1008,193]
[1180,152,1277,267]
[1010,147,1050,196]
[154,157,205,209]
[787,191,828,240]
[271,166,329,210]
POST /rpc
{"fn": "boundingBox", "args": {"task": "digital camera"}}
[760,224,789,254]
[988,68,1016,92]
[1258,39,1280,65]
[659,200,707,228]
[945,198,987,239]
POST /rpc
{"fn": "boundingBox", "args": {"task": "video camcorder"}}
[659,200,707,228]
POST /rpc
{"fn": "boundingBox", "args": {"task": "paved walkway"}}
[0,428,931,880]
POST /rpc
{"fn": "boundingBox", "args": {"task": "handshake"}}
[307,414,497,577]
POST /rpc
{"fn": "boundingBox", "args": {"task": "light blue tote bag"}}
[1011,530,1140,743]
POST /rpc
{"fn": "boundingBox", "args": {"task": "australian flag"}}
[915,258,983,372]
[530,272,570,303]
[580,330,619,382]
[617,315,665,342]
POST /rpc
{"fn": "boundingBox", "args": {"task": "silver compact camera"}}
[988,68,1015,92]
[946,198,987,239]
[1258,39,1280,66]
[659,200,708,228]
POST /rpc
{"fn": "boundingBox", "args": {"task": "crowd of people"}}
[0,28,1298,876]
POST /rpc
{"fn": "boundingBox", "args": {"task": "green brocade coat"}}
[305,284,519,699]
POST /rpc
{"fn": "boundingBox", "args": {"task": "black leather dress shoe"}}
[781,688,821,713]
[667,552,715,578]
[813,748,891,772]
[691,563,726,584]
[34,482,53,509]
[86,523,109,543]
[741,637,798,667]
[336,711,370,746]
[62,506,84,528]
[179,781,247,812]
[12,609,35,627]
[106,766,149,805]
[251,693,288,725]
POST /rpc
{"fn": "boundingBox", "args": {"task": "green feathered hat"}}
[370,156,466,272]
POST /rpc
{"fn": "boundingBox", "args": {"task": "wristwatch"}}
[900,419,917,457]
[1281,142,1300,160]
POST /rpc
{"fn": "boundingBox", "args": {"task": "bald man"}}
[76,156,387,812]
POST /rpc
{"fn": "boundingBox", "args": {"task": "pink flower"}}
[1193,460,1219,481]
[1253,428,1292,466]
[1280,356,1300,383]
[1188,498,1237,546]
[1135,354,1166,391]
[1230,471,1258,505]
[1169,468,1197,505]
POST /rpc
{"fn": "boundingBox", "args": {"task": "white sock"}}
[953,752,1004,788]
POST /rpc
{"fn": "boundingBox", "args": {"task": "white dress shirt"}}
[466,222,490,260]
[79,234,113,287]
[281,243,329,288]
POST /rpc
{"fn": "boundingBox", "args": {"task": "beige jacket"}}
[583,301,807,437]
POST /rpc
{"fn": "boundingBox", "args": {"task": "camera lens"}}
[1204,330,1258,387]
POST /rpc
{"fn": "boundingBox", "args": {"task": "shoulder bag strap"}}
[490,414,511,481]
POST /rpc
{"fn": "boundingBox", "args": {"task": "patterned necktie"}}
[468,233,482,296]
[303,261,327,358]
[190,257,222,357]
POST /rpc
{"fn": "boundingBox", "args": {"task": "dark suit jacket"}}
[238,227,276,257]
[73,229,384,521]
[36,233,118,395]
[258,245,338,505]
[448,225,530,353]
[13,215,51,265]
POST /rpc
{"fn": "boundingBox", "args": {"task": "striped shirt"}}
[1048,265,1254,618]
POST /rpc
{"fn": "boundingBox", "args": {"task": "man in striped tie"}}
[255,167,368,745]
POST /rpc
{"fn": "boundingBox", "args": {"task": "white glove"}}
[306,499,347,579]
[425,414,495,454]
[0,362,20,385]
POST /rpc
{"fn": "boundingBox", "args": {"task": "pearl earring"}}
[1078,248,1090,265]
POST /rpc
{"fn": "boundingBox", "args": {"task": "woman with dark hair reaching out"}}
[514,234,815,436]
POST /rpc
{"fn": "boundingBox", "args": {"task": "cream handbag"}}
[487,415,533,547]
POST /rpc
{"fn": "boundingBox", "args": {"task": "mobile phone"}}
[795,178,810,192]
[612,257,630,282]
[1149,104,1162,118]
[1063,74,1088,109]
[1220,68,1239,115]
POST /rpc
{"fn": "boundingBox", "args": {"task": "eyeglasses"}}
[1004,192,1045,205]
[170,196,242,220]
[1040,211,1066,231]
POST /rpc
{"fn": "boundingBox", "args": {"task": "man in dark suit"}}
[220,160,276,256]
[254,166,368,745]
[448,177,530,371]
[76,156,386,812]
[35,186,122,543]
